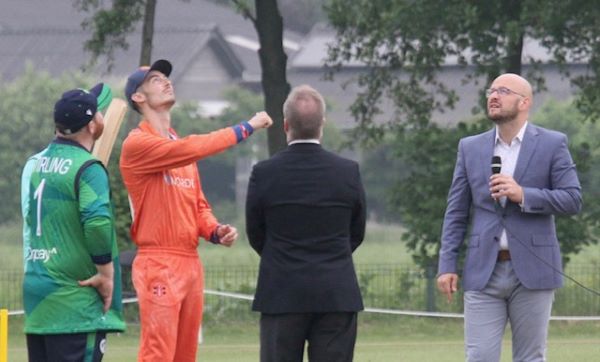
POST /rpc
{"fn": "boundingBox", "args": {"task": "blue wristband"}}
[91,253,112,265]
[242,121,254,134]
[209,225,221,244]
[231,121,254,143]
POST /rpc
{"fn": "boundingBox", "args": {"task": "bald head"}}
[486,72,534,128]
[283,85,326,141]
[491,73,533,100]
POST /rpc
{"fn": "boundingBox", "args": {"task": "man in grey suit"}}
[437,73,582,361]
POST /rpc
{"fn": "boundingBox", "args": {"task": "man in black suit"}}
[246,84,367,362]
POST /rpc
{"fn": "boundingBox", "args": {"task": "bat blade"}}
[92,98,128,166]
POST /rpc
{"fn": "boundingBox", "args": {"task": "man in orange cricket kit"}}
[120,59,273,361]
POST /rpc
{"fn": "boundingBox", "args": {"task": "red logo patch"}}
[152,284,167,297]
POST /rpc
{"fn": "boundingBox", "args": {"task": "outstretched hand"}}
[248,111,273,130]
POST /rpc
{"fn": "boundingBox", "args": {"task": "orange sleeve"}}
[121,127,237,174]
[196,183,219,241]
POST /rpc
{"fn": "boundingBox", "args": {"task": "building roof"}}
[0,0,302,81]
[0,26,234,79]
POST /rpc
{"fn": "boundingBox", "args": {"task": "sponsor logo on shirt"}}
[163,173,195,189]
[25,247,57,263]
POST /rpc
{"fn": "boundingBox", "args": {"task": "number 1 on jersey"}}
[33,178,46,236]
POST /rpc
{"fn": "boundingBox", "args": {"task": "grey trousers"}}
[464,260,554,362]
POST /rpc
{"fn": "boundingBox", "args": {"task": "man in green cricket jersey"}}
[20,84,125,362]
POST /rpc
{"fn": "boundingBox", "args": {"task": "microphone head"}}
[491,156,502,174]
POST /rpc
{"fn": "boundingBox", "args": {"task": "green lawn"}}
[5,315,600,361]
[2,221,600,361]
[0,222,23,271]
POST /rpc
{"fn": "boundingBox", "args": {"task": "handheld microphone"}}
[491,156,502,206]
[491,155,501,174]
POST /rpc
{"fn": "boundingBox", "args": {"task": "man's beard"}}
[488,104,519,124]
[489,114,512,124]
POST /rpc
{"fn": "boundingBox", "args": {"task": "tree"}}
[531,100,598,265]
[211,0,327,34]
[232,0,290,155]
[75,0,154,69]
[325,0,600,140]
[359,141,405,223]
[325,0,600,267]
[0,65,134,249]
[77,0,290,155]
[378,119,490,267]
[0,66,89,222]
[277,0,326,34]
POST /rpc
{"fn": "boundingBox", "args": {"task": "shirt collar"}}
[288,139,320,145]
[53,136,89,152]
[495,121,528,146]
[139,120,178,139]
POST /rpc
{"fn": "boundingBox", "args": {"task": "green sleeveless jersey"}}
[21,138,125,334]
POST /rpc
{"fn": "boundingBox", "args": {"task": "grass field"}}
[5,314,600,361]
[2,221,600,361]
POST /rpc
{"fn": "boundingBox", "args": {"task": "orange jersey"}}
[120,120,238,252]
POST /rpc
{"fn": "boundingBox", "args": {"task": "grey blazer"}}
[438,124,582,291]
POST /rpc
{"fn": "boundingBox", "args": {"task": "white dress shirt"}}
[288,139,320,145]
[494,121,528,250]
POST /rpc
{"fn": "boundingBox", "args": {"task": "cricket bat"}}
[92,98,128,166]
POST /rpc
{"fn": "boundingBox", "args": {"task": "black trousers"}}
[26,331,107,362]
[260,312,357,362]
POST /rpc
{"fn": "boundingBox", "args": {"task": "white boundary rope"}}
[202,290,600,321]
[6,289,600,321]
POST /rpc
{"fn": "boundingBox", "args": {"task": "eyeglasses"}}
[485,87,525,98]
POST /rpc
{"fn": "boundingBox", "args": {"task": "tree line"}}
[2,0,599,268]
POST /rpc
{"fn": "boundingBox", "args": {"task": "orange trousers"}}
[132,249,204,362]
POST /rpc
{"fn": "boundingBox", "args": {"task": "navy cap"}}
[54,84,106,135]
[125,59,172,113]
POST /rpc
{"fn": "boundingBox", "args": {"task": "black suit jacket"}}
[246,143,366,313]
